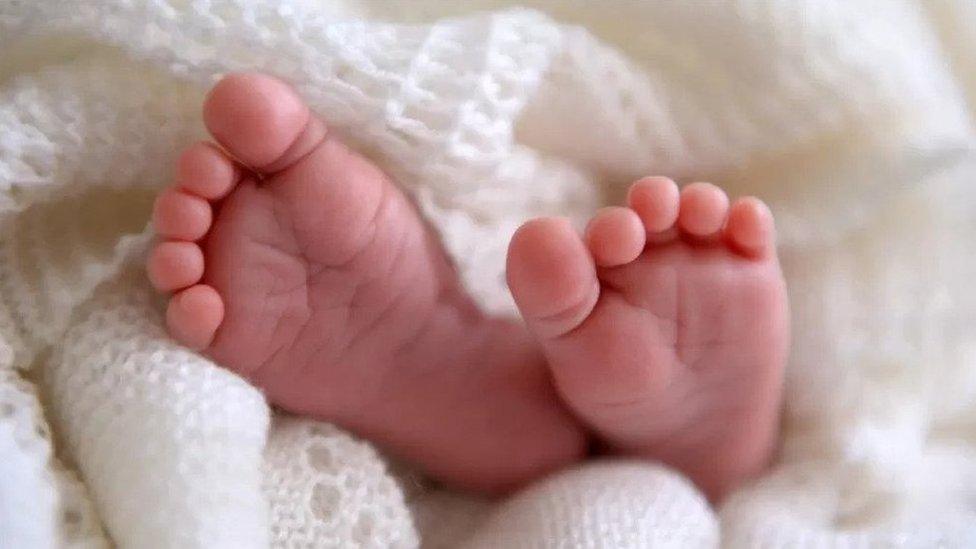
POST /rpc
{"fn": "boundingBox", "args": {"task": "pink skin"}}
[507,177,789,500]
[148,73,585,493]
[149,73,788,499]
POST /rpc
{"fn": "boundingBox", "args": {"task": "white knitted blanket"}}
[3,1,976,547]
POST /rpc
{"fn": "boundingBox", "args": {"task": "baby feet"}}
[147,72,788,499]
[507,177,789,499]
[147,73,585,492]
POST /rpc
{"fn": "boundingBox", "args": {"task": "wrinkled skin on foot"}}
[149,73,585,493]
[507,177,789,500]
[149,73,788,500]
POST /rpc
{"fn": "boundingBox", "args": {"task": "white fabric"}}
[0,369,58,549]
[1,0,975,547]
[463,461,718,548]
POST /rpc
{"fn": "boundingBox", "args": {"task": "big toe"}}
[506,218,599,339]
[203,73,325,172]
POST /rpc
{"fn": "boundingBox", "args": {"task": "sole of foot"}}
[148,73,585,492]
[507,176,788,500]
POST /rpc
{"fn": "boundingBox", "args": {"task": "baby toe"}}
[166,284,224,351]
[147,241,205,291]
[152,188,212,241]
[627,176,680,233]
[678,182,729,238]
[507,217,600,339]
[203,72,325,173]
[725,197,776,257]
[177,142,239,200]
[584,207,646,267]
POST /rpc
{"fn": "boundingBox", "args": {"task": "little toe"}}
[152,188,212,241]
[584,207,646,267]
[147,241,205,292]
[725,197,776,257]
[203,72,327,173]
[166,284,224,351]
[678,182,730,238]
[176,142,239,200]
[627,176,680,233]
[507,217,600,339]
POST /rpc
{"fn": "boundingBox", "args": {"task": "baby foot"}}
[147,73,584,492]
[507,177,789,500]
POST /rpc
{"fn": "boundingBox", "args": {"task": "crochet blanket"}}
[2,1,976,546]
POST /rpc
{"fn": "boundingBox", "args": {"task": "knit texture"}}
[1,0,976,547]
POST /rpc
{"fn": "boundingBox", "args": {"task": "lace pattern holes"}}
[306,442,336,471]
[310,482,343,520]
